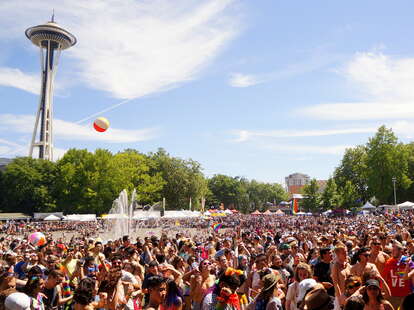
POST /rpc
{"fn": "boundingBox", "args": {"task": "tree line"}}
[0,148,288,215]
[301,126,414,212]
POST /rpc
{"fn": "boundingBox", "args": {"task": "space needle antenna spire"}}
[26,15,76,160]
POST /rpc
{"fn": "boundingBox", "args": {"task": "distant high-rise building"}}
[285,172,310,194]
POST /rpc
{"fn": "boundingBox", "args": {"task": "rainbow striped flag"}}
[292,198,299,215]
[212,223,222,232]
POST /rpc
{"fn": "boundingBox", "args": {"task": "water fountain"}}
[107,189,136,240]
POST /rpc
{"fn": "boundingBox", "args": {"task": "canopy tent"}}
[322,209,332,215]
[398,201,414,209]
[275,209,285,216]
[251,210,262,215]
[296,212,306,215]
[101,214,128,219]
[263,210,272,215]
[361,202,376,210]
[64,214,96,221]
[279,201,290,205]
[43,214,60,221]
[210,212,226,217]
[133,210,201,220]
[224,209,233,214]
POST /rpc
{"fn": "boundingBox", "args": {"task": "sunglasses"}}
[347,283,361,289]
[373,243,381,246]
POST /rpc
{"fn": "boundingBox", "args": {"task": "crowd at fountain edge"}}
[0,212,413,310]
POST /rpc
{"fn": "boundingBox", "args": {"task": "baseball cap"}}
[297,278,317,302]
[365,279,380,289]
[280,243,290,250]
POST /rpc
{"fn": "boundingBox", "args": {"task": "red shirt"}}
[382,257,412,297]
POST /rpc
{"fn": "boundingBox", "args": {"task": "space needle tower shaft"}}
[26,15,76,160]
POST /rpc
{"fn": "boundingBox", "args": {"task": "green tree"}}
[365,126,412,204]
[1,157,57,213]
[150,149,208,210]
[399,142,414,202]
[112,150,165,205]
[301,179,320,212]
[339,181,360,212]
[320,178,340,211]
[207,174,243,208]
[334,145,370,203]
[54,149,114,214]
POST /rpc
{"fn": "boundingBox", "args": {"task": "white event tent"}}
[64,214,96,221]
[361,202,376,210]
[43,214,61,221]
[398,201,414,209]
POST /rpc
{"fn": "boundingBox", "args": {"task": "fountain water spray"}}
[107,189,136,240]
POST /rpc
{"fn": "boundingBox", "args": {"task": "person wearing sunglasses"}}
[350,248,379,278]
[369,238,390,275]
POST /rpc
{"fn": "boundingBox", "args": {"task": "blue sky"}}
[2,0,414,184]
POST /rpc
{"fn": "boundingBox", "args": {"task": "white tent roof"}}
[224,209,233,214]
[43,214,60,221]
[64,214,96,221]
[398,201,414,208]
[361,202,376,209]
[103,214,128,219]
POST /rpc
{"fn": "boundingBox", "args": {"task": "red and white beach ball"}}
[93,117,110,132]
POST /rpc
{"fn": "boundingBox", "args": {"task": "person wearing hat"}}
[303,284,334,310]
[247,273,283,310]
[201,269,242,310]
[361,279,393,310]
[4,292,31,310]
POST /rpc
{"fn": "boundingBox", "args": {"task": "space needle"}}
[26,14,76,160]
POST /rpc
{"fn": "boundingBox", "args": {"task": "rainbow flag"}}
[212,223,222,232]
[292,198,299,215]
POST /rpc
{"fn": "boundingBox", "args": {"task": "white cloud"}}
[0,67,39,94]
[264,143,349,155]
[232,127,376,142]
[344,52,414,100]
[228,51,343,88]
[301,101,414,121]
[302,52,414,121]
[0,114,157,143]
[0,0,241,99]
[0,138,22,147]
[228,73,263,88]
[0,146,10,154]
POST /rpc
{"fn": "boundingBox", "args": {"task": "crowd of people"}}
[0,212,413,310]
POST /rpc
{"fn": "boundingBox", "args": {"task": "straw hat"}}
[261,273,281,292]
